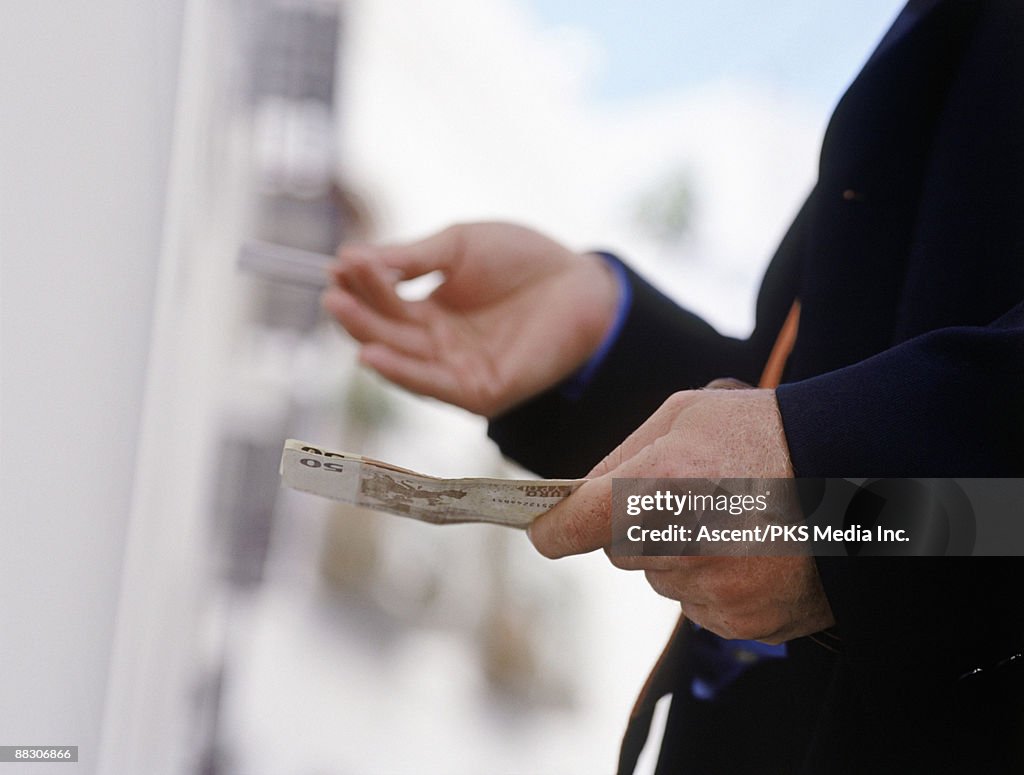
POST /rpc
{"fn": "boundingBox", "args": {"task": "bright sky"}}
[524,0,906,113]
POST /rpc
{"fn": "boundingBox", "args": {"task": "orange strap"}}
[627,614,686,721]
[758,301,801,389]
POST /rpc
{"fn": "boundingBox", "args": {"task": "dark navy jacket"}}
[489,1,1024,771]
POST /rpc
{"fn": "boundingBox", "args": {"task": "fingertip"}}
[369,244,405,270]
[358,342,399,375]
[326,261,345,281]
[337,242,374,261]
[525,508,565,559]
[320,286,350,317]
[320,286,340,313]
[335,246,380,287]
[375,234,451,279]
[358,342,382,367]
[347,255,373,278]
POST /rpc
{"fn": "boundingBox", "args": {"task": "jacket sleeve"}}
[776,300,1024,479]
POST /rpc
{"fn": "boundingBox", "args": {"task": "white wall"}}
[0,2,184,772]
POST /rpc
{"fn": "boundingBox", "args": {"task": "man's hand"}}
[529,388,836,644]
[322,222,620,417]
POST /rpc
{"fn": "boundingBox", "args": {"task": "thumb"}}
[369,226,462,280]
[528,476,612,559]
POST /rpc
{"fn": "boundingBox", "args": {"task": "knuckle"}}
[440,223,464,243]
[730,620,771,641]
[442,222,469,252]
[607,552,641,571]
[663,391,687,409]
[643,569,677,600]
[704,377,751,390]
[589,448,620,477]
[662,390,697,415]
[706,621,737,640]
[724,621,756,640]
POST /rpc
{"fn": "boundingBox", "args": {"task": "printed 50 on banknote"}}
[279,439,584,528]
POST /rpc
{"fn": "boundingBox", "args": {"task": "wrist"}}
[561,252,631,399]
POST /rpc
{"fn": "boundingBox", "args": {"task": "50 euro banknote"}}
[279,439,584,528]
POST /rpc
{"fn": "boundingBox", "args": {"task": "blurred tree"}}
[633,167,697,248]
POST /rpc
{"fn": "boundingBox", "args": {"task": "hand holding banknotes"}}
[528,387,835,644]
[322,222,619,417]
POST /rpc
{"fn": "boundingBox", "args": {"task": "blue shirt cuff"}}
[560,252,633,401]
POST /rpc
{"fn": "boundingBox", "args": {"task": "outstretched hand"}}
[528,387,835,644]
[322,222,620,417]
